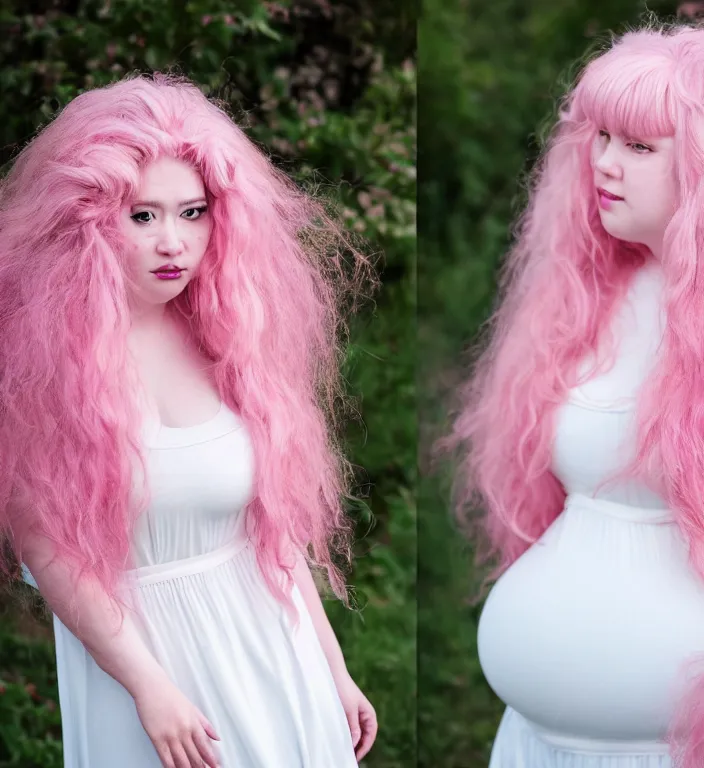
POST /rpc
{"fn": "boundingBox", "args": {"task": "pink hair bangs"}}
[574,42,676,139]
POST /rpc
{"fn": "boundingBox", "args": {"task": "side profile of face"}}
[591,129,678,259]
[118,155,212,319]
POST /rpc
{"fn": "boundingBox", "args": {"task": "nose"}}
[594,144,623,180]
[156,217,184,256]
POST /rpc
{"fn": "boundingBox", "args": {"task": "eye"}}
[628,141,652,154]
[130,206,208,224]
[182,206,208,220]
[598,129,610,140]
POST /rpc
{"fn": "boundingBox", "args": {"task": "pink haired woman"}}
[0,72,377,767]
[444,21,704,768]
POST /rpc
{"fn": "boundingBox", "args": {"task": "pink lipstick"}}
[152,264,184,280]
[597,187,624,210]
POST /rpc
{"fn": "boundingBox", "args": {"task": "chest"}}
[130,324,221,428]
[549,268,667,505]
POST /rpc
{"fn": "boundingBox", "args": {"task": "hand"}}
[335,672,378,762]
[133,679,222,768]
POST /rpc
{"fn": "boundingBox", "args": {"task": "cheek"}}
[122,237,153,277]
[119,220,146,254]
[653,164,678,210]
[127,237,150,261]
[193,224,212,252]
[651,177,678,222]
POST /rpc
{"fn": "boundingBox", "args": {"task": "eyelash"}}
[598,130,652,154]
[131,206,209,224]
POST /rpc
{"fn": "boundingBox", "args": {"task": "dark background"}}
[418,0,682,765]
[0,2,415,766]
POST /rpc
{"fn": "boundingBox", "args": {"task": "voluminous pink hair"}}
[440,21,704,767]
[0,72,373,626]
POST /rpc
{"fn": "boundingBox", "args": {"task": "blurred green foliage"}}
[0,1,415,766]
[419,0,678,765]
[0,630,62,767]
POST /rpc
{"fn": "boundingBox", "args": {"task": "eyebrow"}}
[131,198,207,208]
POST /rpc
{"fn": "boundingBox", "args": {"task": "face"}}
[591,129,677,258]
[119,156,212,317]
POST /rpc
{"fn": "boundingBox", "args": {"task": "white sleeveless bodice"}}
[39,401,358,767]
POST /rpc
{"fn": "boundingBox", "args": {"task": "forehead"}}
[578,55,675,140]
[138,157,205,191]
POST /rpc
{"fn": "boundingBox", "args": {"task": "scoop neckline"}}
[158,400,225,431]
[142,400,245,449]
[565,394,636,413]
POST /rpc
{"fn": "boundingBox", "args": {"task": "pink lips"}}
[153,269,183,280]
[597,187,624,201]
[597,187,624,211]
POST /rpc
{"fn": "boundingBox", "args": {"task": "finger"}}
[201,717,221,742]
[183,735,212,768]
[346,708,362,747]
[169,741,192,768]
[158,747,176,768]
[193,727,222,768]
[355,708,379,761]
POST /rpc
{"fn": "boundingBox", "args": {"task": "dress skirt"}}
[52,536,357,767]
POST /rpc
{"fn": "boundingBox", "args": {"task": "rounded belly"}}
[477,501,704,741]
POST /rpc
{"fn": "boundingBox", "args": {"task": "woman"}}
[0,71,377,767]
[443,21,704,768]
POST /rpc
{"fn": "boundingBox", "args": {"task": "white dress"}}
[477,260,704,766]
[22,401,357,767]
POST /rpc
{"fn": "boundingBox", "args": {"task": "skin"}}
[116,156,377,765]
[119,155,212,337]
[120,156,217,429]
[591,129,678,260]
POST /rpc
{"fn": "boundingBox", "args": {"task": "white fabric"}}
[478,261,704,764]
[488,708,672,768]
[24,402,357,767]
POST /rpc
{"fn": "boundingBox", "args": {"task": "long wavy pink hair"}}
[440,21,704,767]
[0,72,373,626]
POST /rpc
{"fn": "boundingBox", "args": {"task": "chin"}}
[600,222,632,242]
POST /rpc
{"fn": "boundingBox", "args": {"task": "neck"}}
[643,238,662,263]
[128,300,171,338]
